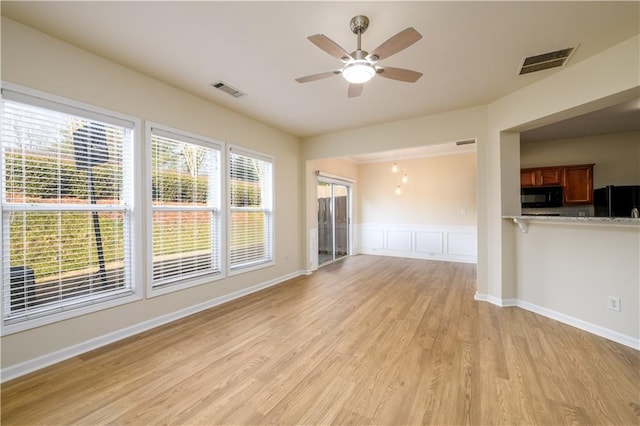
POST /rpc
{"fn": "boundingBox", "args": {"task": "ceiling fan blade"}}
[377,66,423,83]
[348,84,363,98]
[308,34,352,62]
[295,70,340,83]
[366,27,422,61]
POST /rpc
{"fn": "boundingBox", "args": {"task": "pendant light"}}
[392,151,406,195]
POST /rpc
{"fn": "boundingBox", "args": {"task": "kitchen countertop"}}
[503,215,640,232]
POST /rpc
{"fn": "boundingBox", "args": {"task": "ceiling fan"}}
[295,15,423,98]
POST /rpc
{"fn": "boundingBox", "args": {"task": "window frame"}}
[227,145,275,275]
[0,82,143,336]
[145,122,225,297]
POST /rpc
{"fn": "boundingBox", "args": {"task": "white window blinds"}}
[1,95,133,324]
[150,128,221,288]
[229,148,273,270]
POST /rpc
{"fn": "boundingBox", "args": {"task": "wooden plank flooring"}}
[2,255,639,425]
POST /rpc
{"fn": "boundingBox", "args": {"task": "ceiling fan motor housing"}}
[350,15,369,35]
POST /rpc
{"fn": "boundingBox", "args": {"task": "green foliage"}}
[152,171,208,203]
[5,153,121,200]
[152,221,212,256]
[9,211,124,281]
[230,180,262,207]
[6,153,265,282]
[5,153,215,203]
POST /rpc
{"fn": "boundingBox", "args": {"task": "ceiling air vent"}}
[518,47,576,75]
[456,139,475,146]
[210,81,246,98]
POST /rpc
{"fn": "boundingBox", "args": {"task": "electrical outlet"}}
[607,296,621,312]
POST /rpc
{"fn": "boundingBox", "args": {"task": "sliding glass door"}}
[317,179,350,265]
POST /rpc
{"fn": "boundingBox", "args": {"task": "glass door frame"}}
[316,175,352,266]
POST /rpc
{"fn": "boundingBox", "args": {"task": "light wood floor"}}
[2,255,639,425]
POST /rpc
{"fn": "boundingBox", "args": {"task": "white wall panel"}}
[447,233,477,256]
[387,231,412,251]
[359,224,476,263]
[361,229,384,250]
[415,232,443,254]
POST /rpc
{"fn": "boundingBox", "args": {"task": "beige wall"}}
[1,18,302,370]
[357,153,476,226]
[302,106,488,161]
[516,223,639,341]
[484,34,639,343]
[308,158,359,182]
[521,130,640,188]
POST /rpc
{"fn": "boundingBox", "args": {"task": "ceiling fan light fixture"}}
[342,61,375,84]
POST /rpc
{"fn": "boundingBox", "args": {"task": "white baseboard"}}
[474,293,639,350]
[473,292,517,307]
[1,270,306,383]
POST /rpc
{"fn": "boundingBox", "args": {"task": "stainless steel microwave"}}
[521,186,563,208]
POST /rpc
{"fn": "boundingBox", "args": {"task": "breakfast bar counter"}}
[503,215,640,233]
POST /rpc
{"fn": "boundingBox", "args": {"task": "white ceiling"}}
[2,1,639,140]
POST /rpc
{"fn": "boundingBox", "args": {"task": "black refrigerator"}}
[593,185,640,217]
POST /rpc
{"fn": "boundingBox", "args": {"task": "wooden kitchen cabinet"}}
[563,164,594,204]
[520,169,537,187]
[521,163,595,205]
[520,166,563,187]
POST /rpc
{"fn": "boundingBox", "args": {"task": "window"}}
[1,86,138,329]
[228,147,273,271]
[149,125,222,292]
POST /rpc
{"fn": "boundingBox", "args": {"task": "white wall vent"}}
[210,81,246,98]
[518,47,576,75]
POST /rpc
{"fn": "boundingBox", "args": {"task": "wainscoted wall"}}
[358,224,477,263]
[354,153,477,264]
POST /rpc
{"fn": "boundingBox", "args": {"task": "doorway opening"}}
[317,178,351,266]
